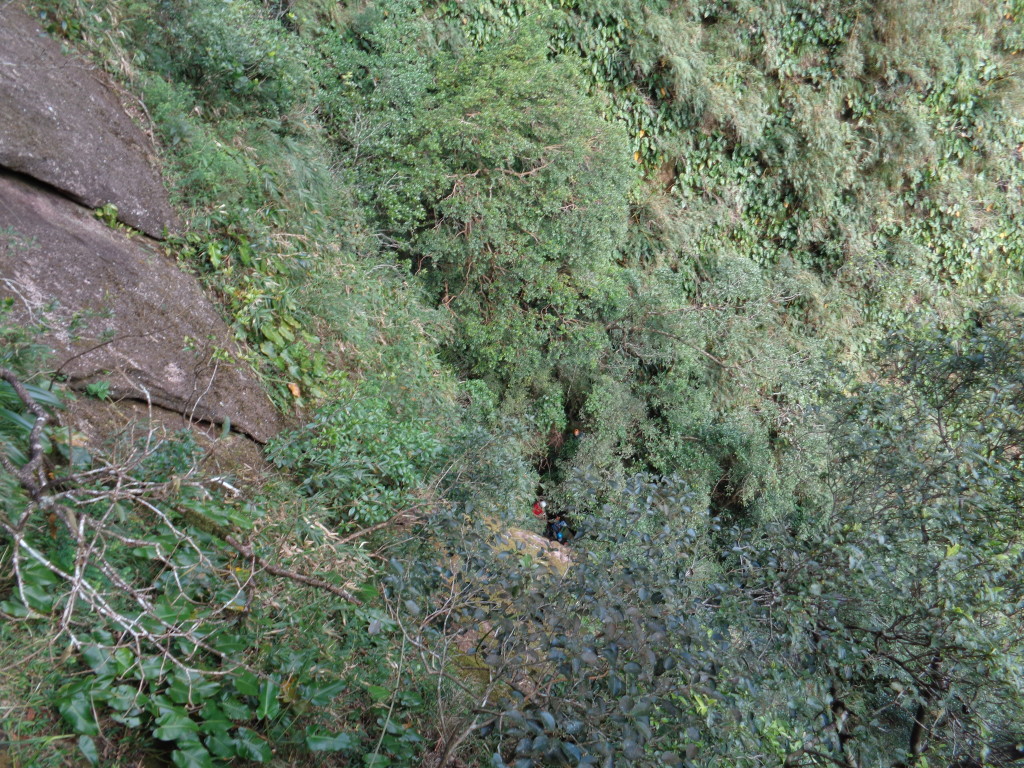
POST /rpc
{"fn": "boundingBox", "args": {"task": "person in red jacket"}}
[532,500,547,517]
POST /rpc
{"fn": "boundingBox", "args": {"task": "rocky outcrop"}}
[0,3,177,238]
[67,396,271,482]
[0,171,284,443]
[0,2,285,444]
[500,527,572,575]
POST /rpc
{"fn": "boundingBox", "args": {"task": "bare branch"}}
[335,504,424,546]
[223,534,363,605]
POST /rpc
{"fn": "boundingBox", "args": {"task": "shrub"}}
[134,0,311,118]
[322,8,635,416]
[268,382,445,527]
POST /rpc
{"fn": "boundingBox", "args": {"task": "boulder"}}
[501,527,572,576]
[65,397,272,483]
[0,3,177,238]
[0,170,284,443]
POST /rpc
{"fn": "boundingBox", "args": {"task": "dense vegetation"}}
[2,0,1023,766]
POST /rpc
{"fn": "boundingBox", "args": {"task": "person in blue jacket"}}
[544,509,575,544]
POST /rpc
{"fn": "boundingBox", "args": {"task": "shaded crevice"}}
[0,164,149,236]
[67,385,268,446]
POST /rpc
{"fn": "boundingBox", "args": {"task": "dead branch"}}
[0,366,363,691]
[223,533,362,605]
[335,504,424,546]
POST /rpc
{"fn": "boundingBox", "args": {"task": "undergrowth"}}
[6,0,1024,765]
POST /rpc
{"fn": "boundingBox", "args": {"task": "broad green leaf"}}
[220,696,251,721]
[305,728,358,752]
[234,670,260,697]
[58,696,99,735]
[233,727,272,762]
[205,731,237,759]
[153,708,200,742]
[171,743,215,768]
[302,679,345,706]
[198,703,232,736]
[80,645,114,675]
[256,680,280,720]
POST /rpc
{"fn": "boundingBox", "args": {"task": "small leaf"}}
[256,680,280,720]
[78,735,99,765]
[303,680,346,707]
[399,690,423,708]
[305,728,357,752]
[366,684,390,703]
[233,728,272,762]
[171,743,215,768]
[561,741,582,764]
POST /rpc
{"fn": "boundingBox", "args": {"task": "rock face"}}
[0,3,285,444]
[500,527,572,576]
[0,4,177,238]
[67,397,271,482]
[0,171,284,443]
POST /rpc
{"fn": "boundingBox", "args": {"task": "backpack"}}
[548,518,568,543]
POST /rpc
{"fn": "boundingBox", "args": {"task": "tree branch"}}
[223,534,363,605]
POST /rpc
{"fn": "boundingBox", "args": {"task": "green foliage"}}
[16,0,1024,764]
[53,639,361,766]
[0,378,61,468]
[441,387,539,513]
[0,302,62,469]
[0,304,392,765]
[435,0,1024,313]
[323,6,635,423]
[173,229,334,407]
[92,202,121,229]
[127,0,311,118]
[83,379,111,400]
[713,308,1024,765]
[394,471,723,766]
[298,255,456,415]
[390,309,1024,766]
[269,382,445,526]
[0,407,387,764]
[0,285,49,374]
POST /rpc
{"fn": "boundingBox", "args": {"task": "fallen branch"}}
[0,364,365,685]
[640,328,743,371]
[224,534,363,605]
[336,504,424,546]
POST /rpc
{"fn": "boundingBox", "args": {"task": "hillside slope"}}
[2,0,1024,766]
